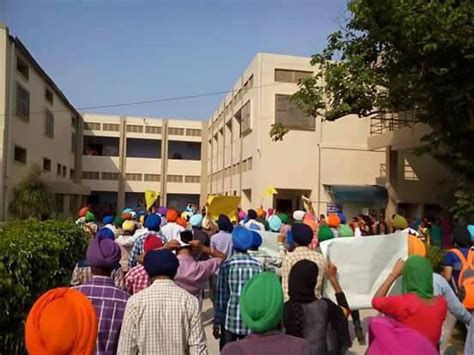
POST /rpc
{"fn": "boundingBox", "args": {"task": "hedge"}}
[0,220,88,354]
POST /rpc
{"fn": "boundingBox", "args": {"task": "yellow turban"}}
[392,214,408,230]
[122,220,136,233]
[25,288,98,355]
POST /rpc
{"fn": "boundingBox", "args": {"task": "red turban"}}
[78,207,89,218]
[166,209,178,223]
[144,235,164,253]
[25,287,97,355]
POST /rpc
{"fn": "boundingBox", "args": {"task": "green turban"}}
[392,214,408,230]
[318,225,334,242]
[85,211,95,223]
[402,255,433,299]
[338,224,354,237]
[113,216,124,227]
[277,213,290,225]
[240,272,283,333]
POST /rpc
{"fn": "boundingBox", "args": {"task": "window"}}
[404,159,419,181]
[71,115,78,128]
[235,100,251,137]
[16,83,30,120]
[45,109,54,138]
[168,141,201,160]
[62,166,67,177]
[275,94,315,130]
[274,69,313,83]
[16,56,29,79]
[145,126,162,134]
[45,88,54,105]
[102,123,120,132]
[101,172,119,180]
[126,125,143,133]
[168,127,184,135]
[167,175,183,183]
[71,133,76,153]
[57,163,61,176]
[70,169,75,179]
[85,122,101,131]
[144,174,160,182]
[14,145,27,164]
[126,138,161,158]
[83,136,120,156]
[43,158,51,172]
[125,173,143,181]
[82,171,100,180]
[186,128,202,137]
[185,175,200,183]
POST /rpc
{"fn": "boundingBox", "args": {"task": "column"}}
[385,147,399,227]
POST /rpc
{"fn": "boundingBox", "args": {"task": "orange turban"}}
[256,208,266,219]
[166,209,179,223]
[408,235,427,257]
[303,217,318,233]
[25,287,97,355]
[176,217,187,228]
[327,214,341,228]
[78,207,89,218]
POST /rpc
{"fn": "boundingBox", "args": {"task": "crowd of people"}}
[22,203,474,354]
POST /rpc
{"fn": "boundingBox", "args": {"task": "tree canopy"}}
[271,0,474,178]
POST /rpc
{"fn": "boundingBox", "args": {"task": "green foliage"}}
[275,0,474,178]
[0,220,88,353]
[426,244,445,274]
[449,180,474,222]
[9,166,55,220]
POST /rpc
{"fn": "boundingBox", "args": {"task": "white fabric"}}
[161,222,185,242]
[320,231,409,309]
[292,210,305,221]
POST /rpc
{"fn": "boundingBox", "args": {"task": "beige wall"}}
[0,25,10,220]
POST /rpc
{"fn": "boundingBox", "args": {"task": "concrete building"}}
[0,24,88,221]
[81,113,208,213]
[368,114,456,219]
[207,53,386,218]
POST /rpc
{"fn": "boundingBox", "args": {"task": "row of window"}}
[84,122,202,137]
[210,157,253,179]
[13,145,74,178]
[82,171,201,183]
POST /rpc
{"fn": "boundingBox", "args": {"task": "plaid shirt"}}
[125,264,150,295]
[75,276,130,355]
[128,230,165,268]
[214,252,262,335]
[71,263,125,291]
[281,246,326,301]
[117,279,207,355]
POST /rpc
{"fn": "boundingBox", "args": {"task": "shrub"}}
[0,220,88,354]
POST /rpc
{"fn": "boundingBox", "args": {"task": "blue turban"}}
[250,230,263,250]
[86,236,121,270]
[232,226,253,252]
[144,214,161,231]
[190,214,203,228]
[97,227,115,241]
[337,212,347,225]
[102,215,114,225]
[268,215,282,232]
[291,223,313,246]
[144,249,179,279]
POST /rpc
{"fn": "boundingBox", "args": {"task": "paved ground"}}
[201,298,374,354]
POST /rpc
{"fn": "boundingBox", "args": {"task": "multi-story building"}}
[0,24,88,221]
[81,113,208,212]
[207,53,387,218]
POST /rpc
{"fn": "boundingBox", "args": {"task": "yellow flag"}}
[144,190,159,211]
[207,196,241,221]
[264,185,278,197]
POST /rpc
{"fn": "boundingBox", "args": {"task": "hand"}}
[189,240,202,250]
[165,240,181,251]
[212,326,220,339]
[391,258,404,278]
[326,259,338,280]
[277,233,286,244]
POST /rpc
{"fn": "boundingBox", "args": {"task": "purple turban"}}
[158,206,168,217]
[86,236,121,270]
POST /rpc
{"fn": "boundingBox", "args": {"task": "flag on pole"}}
[264,185,278,197]
[144,190,159,211]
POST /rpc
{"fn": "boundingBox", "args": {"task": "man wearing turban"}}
[118,250,207,354]
[115,220,136,273]
[75,236,129,354]
[221,272,310,355]
[128,214,165,268]
[161,209,186,242]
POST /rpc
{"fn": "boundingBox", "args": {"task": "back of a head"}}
[291,223,313,246]
[217,214,233,233]
[402,255,433,299]
[288,260,318,303]
[180,230,193,244]
[247,209,257,220]
[249,230,263,251]
[232,226,253,252]
[166,209,179,223]
[144,249,179,279]
[144,214,161,232]
[453,223,471,248]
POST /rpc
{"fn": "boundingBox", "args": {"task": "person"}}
[293,210,306,223]
[376,216,388,235]
[125,235,165,295]
[128,214,164,268]
[115,220,136,273]
[430,218,442,248]
[189,213,211,261]
[248,230,280,273]
[174,232,226,304]
[118,249,207,354]
[372,256,447,347]
[25,287,98,355]
[318,224,334,243]
[214,226,263,350]
[327,214,340,238]
[283,260,352,354]
[243,209,265,231]
[75,235,129,355]
[210,214,234,259]
[281,223,326,301]
[443,223,471,292]
[160,209,185,241]
[392,213,409,231]
[221,272,311,355]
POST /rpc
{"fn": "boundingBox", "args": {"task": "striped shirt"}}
[75,276,130,355]
[125,264,150,295]
[214,252,263,335]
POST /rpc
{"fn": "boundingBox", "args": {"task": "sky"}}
[1,0,348,120]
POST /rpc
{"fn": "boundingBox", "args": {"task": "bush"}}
[0,220,88,354]
[426,244,445,274]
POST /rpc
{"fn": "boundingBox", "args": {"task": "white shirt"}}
[161,222,185,242]
[354,227,362,237]
[243,219,265,231]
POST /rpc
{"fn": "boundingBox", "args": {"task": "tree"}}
[9,166,54,219]
[271,0,474,179]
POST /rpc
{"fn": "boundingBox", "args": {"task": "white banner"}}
[319,231,408,309]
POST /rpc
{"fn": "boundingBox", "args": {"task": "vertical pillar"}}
[199,122,209,207]
[117,117,126,211]
[160,120,169,206]
[385,147,399,226]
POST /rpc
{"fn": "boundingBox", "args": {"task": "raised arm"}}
[374,259,404,298]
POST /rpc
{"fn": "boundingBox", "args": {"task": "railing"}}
[370,112,417,136]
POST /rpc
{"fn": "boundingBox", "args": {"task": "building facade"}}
[0,24,88,221]
[81,113,208,213]
[207,53,386,218]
